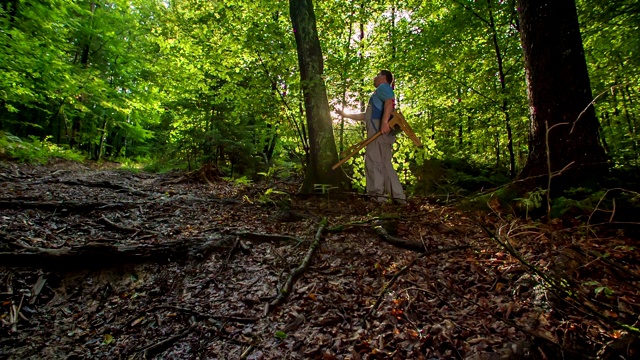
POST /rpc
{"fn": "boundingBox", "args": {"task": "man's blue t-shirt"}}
[369,83,394,120]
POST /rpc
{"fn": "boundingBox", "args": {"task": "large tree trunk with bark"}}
[516,0,607,191]
[289,0,349,193]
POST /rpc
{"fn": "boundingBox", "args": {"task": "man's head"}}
[373,70,393,88]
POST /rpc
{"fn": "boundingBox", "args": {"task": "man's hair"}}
[379,70,393,85]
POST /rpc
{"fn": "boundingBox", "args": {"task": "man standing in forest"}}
[338,70,407,204]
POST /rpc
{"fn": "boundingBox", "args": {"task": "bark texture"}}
[290,0,349,193]
[516,0,607,191]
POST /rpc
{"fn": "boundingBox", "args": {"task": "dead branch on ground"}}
[267,218,327,313]
[477,221,640,336]
[147,305,258,324]
[134,324,196,359]
[228,230,303,244]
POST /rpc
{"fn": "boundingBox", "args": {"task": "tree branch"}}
[450,0,490,25]
[267,218,327,312]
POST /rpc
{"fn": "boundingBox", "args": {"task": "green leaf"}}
[594,286,614,297]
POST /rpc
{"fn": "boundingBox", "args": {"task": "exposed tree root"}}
[98,216,158,235]
[158,162,223,186]
[373,222,429,252]
[326,215,402,233]
[0,236,232,269]
[34,179,150,196]
[0,200,142,212]
[267,218,327,313]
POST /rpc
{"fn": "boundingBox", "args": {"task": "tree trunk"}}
[80,2,97,68]
[359,2,366,112]
[495,133,501,170]
[516,0,607,191]
[69,116,81,149]
[289,0,349,193]
[97,116,107,160]
[339,17,354,154]
[621,87,639,166]
[487,0,516,178]
[2,0,19,27]
[263,124,278,163]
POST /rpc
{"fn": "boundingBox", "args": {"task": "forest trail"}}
[1,161,638,359]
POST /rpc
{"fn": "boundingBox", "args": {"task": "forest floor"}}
[1,160,639,360]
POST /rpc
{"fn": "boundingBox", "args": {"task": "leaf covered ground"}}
[1,161,639,359]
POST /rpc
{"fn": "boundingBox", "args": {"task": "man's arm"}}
[380,98,395,134]
[338,109,365,121]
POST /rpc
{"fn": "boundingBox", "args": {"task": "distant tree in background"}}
[577,0,640,168]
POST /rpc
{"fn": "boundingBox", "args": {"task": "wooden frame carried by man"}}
[332,110,422,170]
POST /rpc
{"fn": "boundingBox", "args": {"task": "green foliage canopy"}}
[1,0,637,191]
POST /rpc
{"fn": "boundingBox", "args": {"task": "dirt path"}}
[1,161,638,359]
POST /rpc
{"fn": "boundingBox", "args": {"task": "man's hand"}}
[337,109,365,121]
[380,120,391,134]
[381,98,395,134]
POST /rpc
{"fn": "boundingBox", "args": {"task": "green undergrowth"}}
[0,132,85,164]
[410,158,511,203]
[458,173,640,226]
[142,157,189,173]
[418,158,640,224]
[0,132,155,173]
[108,156,152,173]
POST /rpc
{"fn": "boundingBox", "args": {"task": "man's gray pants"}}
[365,117,406,203]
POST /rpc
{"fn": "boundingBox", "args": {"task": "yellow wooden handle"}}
[332,132,382,170]
[332,110,422,170]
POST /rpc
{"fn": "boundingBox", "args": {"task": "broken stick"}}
[136,324,195,358]
[267,218,327,313]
